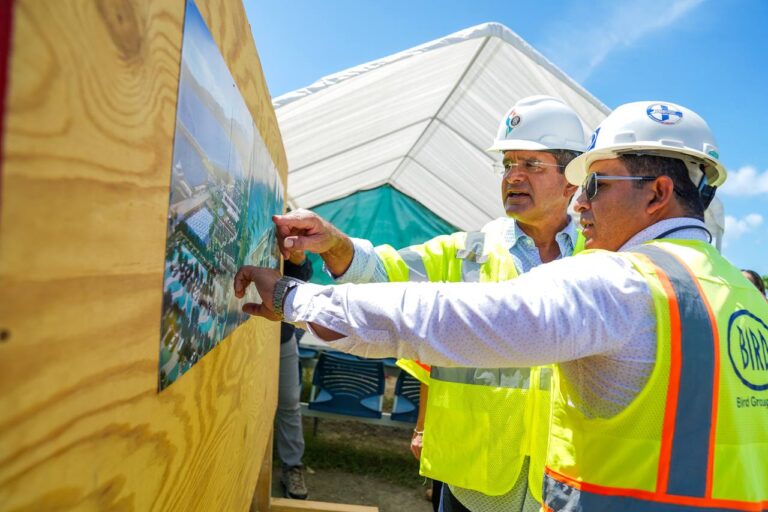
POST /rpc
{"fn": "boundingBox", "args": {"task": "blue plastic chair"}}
[390,370,421,423]
[382,357,398,368]
[308,352,385,420]
[323,349,363,362]
[298,347,318,362]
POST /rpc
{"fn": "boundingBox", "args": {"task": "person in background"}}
[741,268,766,297]
[276,252,312,500]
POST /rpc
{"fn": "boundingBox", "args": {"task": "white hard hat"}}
[565,101,727,190]
[487,95,588,153]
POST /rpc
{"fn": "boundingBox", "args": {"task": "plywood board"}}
[0,0,286,510]
[270,498,379,512]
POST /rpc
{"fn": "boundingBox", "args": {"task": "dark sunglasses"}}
[582,172,658,201]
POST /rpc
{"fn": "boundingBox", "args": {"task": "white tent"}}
[275,22,609,231]
[274,22,725,251]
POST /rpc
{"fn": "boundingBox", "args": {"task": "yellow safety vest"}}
[379,218,559,498]
[545,240,768,511]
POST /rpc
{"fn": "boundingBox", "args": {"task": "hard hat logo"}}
[504,112,521,136]
[646,103,684,125]
[564,101,728,191]
[587,127,601,151]
[486,95,588,153]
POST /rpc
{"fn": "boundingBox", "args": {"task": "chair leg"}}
[313,417,319,437]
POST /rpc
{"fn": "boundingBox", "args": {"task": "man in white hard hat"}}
[235,101,768,511]
[272,96,588,512]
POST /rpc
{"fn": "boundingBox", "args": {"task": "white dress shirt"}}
[285,218,711,420]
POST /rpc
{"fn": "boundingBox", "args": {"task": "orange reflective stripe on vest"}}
[544,468,768,512]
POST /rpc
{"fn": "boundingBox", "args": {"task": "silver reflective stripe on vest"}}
[397,248,429,282]
[431,366,531,389]
[456,231,488,282]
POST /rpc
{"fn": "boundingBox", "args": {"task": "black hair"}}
[618,154,704,221]
[550,150,581,174]
[741,268,766,296]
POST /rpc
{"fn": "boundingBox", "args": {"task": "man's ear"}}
[646,175,675,215]
[564,182,578,198]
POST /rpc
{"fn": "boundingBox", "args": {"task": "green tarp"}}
[308,185,458,284]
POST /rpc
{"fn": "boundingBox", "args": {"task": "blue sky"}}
[244,0,768,275]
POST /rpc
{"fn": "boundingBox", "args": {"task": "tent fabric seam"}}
[389,35,491,183]
[272,22,610,116]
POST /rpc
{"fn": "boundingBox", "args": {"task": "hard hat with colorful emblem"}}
[565,101,727,191]
[487,95,588,153]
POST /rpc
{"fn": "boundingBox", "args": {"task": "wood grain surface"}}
[0,0,286,510]
[270,499,379,512]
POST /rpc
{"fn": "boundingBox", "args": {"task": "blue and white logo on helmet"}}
[505,111,521,136]
[647,103,683,125]
[587,127,600,151]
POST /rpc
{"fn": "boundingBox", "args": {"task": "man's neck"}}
[515,215,571,263]
[618,217,709,252]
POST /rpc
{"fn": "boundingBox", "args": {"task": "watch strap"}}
[273,277,303,320]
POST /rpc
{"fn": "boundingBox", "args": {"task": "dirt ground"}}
[271,468,432,512]
[271,418,433,512]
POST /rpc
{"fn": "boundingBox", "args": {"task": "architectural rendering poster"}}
[158,0,283,390]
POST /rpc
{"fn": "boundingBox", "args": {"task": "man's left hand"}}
[233,266,282,321]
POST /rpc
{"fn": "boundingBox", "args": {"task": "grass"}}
[276,417,423,489]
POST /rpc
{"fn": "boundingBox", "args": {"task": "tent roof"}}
[275,22,611,230]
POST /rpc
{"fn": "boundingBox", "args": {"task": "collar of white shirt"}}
[619,217,710,252]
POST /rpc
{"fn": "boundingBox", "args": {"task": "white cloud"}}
[541,0,705,82]
[723,213,763,247]
[719,165,768,197]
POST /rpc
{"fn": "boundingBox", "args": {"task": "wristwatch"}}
[272,277,303,320]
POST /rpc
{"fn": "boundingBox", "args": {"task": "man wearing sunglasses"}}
[270,96,588,512]
[236,101,768,511]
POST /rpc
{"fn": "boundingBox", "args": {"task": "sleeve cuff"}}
[282,282,327,323]
[323,238,378,283]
